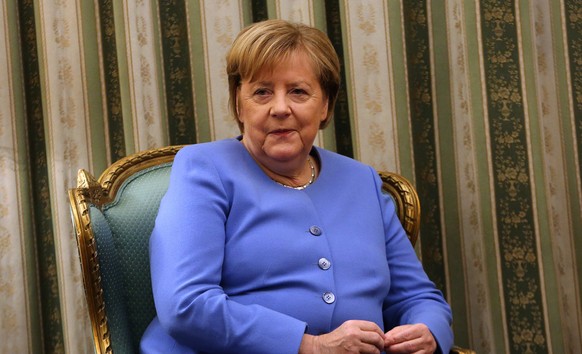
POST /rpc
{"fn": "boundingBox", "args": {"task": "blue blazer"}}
[141,138,453,353]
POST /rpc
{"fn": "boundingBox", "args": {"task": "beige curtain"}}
[1,0,581,353]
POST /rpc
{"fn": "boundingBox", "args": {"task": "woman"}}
[141,19,453,354]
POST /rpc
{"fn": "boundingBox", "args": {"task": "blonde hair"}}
[226,19,341,130]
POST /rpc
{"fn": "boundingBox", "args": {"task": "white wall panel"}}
[199,0,242,140]
[343,1,399,171]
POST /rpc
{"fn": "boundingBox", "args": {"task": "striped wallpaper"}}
[1,1,581,353]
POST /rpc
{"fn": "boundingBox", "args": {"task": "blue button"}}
[322,292,335,304]
[309,226,322,236]
[318,258,331,270]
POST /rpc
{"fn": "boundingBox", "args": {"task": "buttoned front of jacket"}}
[141,138,453,354]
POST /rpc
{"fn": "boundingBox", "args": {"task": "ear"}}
[320,97,329,122]
[235,89,241,121]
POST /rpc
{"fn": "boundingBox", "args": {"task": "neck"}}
[272,157,316,190]
[238,139,317,189]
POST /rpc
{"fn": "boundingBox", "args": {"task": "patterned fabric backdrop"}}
[1,0,581,353]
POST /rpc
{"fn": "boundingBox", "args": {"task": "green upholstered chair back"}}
[69,146,183,354]
[100,164,172,350]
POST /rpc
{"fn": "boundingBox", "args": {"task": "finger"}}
[352,319,385,334]
[384,336,426,354]
[384,325,436,354]
[385,323,432,344]
[359,329,386,351]
[358,341,384,354]
[385,324,417,345]
[340,320,386,352]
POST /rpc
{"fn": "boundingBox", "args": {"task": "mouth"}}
[270,129,295,136]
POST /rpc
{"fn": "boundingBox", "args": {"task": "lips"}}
[270,129,295,136]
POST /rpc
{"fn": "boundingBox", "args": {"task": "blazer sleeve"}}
[374,170,454,354]
[149,147,307,354]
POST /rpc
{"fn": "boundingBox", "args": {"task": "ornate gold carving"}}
[379,171,421,246]
[451,345,476,354]
[69,172,111,353]
[98,145,183,203]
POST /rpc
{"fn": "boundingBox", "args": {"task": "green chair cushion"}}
[91,206,134,353]
[100,163,172,351]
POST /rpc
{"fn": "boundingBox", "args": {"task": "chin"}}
[264,149,303,162]
[264,143,303,158]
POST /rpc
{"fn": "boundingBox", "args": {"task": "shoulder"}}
[177,138,241,158]
[315,147,385,202]
[169,138,246,181]
[316,147,377,176]
[173,138,245,167]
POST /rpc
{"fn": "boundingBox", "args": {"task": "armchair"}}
[68,145,474,353]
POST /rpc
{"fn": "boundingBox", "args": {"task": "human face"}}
[237,51,328,171]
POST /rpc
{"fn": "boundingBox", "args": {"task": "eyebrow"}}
[250,80,313,88]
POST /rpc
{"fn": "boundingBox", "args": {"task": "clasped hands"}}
[299,320,437,354]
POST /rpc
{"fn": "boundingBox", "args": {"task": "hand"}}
[299,320,385,354]
[384,324,437,354]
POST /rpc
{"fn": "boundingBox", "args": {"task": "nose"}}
[270,92,291,118]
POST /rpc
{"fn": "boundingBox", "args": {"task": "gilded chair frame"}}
[379,171,421,246]
[69,145,474,354]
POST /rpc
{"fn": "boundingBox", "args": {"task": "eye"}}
[289,87,310,102]
[253,88,271,97]
[290,88,308,95]
[250,88,272,103]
